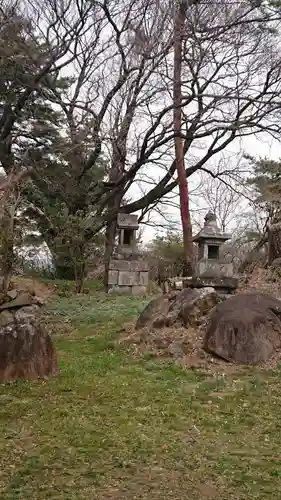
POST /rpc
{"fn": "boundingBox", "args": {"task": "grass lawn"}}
[1,288,281,499]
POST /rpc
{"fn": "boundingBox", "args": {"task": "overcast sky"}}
[35,0,281,245]
[131,131,280,243]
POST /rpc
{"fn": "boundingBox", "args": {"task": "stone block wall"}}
[195,259,234,278]
[107,259,149,294]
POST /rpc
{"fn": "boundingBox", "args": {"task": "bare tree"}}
[121,1,281,213]
[0,0,93,149]
[2,0,281,280]
[102,0,281,272]
[196,172,243,232]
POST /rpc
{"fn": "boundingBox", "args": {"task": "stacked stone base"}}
[107,259,149,295]
[184,276,238,295]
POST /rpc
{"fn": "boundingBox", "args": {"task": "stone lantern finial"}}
[204,211,216,225]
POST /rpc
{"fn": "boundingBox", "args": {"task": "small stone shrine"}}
[106,213,149,294]
[185,211,238,294]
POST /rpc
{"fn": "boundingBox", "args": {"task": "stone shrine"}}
[106,213,149,294]
[185,211,238,294]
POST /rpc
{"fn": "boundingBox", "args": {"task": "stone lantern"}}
[105,213,149,294]
[185,211,237,294]
[116,213,139,257]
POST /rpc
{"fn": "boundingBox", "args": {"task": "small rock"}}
[0,292,33,311]
[181,289,220,327]
[271,258,281,267]
[168,341,185,358]
[7,289,18,300]
[131,286,147,296]
[199,287,216,295]
[15,305,41,322]
[33,296,45,306]
[0,310,14,327]
[108,286,132,295]
[136,296,170,330]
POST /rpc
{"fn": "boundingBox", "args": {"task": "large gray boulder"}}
[136,295,170,330]
[204,293,281,364]
[136,287,220,330]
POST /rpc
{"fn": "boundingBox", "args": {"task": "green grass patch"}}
[1,293,281,499]
[46,293,148,334]
[39,277,104,293]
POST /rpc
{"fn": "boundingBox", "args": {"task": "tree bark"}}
[173,2,193,276]
[1,206,15,294]
[47,238,76,280]
[45,229,87,282]
[52,255,76,280]
[74,261,86,293]
[104,218,118,289]
[268,222,281,265]
[103,191,123,290]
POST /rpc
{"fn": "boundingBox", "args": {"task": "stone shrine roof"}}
[117,213,139,229]
[193,211,231,243]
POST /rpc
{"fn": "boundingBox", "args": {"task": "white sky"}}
[130,131,280,243]
[26,0,281,246]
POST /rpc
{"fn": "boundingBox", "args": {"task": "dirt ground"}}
[121,320,281,374]
[238,266,281,297]
[11,276,55,301]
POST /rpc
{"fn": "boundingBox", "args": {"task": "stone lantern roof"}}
[117,213,139,230]
[193,211,231,243]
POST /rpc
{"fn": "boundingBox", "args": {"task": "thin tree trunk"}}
[74,262,85,293]
[173,1,193,276]
[1,205,15,294]
[50,250,76,280]
[104,218,118,288]
[267,222,281,265]
[104,191,123,290]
